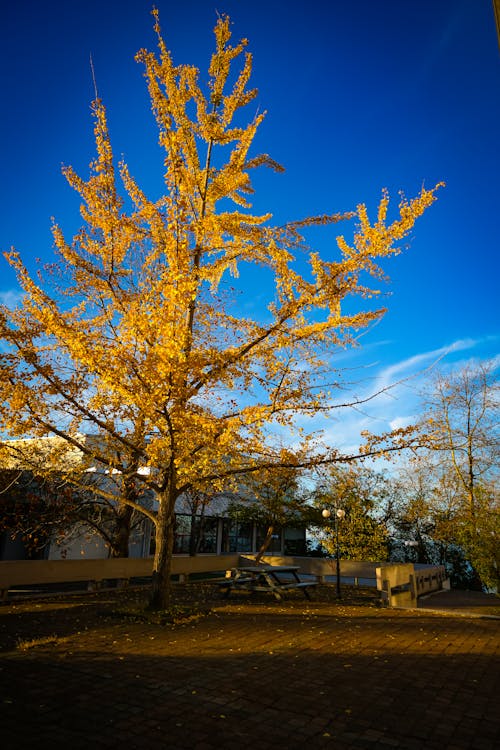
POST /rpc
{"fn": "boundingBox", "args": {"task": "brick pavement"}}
[0,589,499,749]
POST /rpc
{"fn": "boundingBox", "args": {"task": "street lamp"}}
[404,539,419,563]
[322,507,346,598]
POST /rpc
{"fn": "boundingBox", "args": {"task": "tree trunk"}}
[255,524,274,563]
[109,503,134,558]
[150,489,176,609]
[189,511,206,556]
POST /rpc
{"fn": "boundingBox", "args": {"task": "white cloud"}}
[389,416,415,431]
[281,337,494,456]
[374,338,478,392]
[0,289,24,309]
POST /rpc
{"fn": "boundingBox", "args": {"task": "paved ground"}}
[417,588,500,617]
[0,585,498,750]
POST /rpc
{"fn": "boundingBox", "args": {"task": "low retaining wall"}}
[0,554,240,601]
[0,555,449,605]
[376,563,449,607]
[243,555,381,584]
[415,566,450,596]
[0,554,380,600]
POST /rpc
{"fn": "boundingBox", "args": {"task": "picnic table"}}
[219,564,317,601]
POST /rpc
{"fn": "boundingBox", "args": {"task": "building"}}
[0,437,307,561]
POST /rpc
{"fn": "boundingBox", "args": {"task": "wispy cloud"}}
[374,339,478,392]
[0,289,23,309]
[286,337,493,456]
[389,416,415,431]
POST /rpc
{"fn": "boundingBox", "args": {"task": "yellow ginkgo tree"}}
[0,12,441,608]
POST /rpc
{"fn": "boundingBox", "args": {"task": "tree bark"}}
[109,503,134,558]
[255,524,274,563]
[150,489,176,609]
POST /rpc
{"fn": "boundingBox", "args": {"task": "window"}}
[194,516,218,554]
[173,514,219,554]
[173,515,192,554]
[256,526,283,555]
[284,527,307,555]
[221,519,253,553]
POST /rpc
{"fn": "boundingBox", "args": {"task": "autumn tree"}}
[227,463,306,561]
[411,363,500,588]
[388,455,497,588]
[422,363,498,514]
[387,458,461,567]
[0,468,55,557]
[0,441,151,559]
[0,12,441,608]
[312,465,390,561]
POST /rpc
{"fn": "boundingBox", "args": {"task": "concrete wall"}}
[376,563,448,607]
[0,554,449,604]
[376,563,416,607]
[0,554,375,599]
[0,554,240,600]
[249,555,381,583]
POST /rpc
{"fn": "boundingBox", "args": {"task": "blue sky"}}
[1,0,499,452]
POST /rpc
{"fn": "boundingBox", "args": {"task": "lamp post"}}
[404,539,419,563]
[322,507,345,598]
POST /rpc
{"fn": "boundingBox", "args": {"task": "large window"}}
[194,517,218,554]
[256,526,283,555]
[173,515,191,554]
[153,514,305,557]
[284,527,307,555]
[173,514,219,555]
[220,519,253,553]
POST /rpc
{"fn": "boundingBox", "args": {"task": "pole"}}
[322,506,344,599]
[335,510,341,599]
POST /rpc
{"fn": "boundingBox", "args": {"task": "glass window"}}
[173,514,219,555]
[256,526,283,555]
[221,519,253,553]
[195,516,218,554]
[173,514,192,554]
[284,527,307,555]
